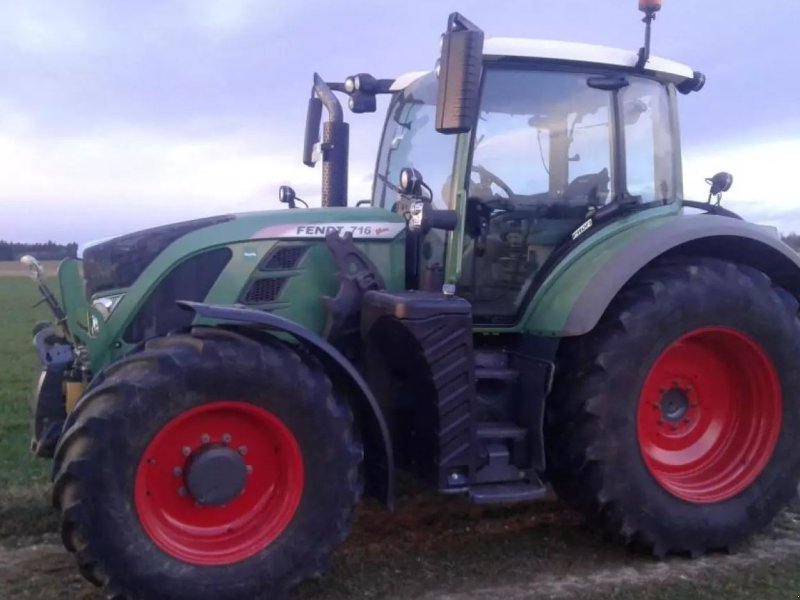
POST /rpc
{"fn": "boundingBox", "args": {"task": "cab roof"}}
[391,37,694,91]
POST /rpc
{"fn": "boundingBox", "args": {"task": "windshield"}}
[471,67,676,207]
[373,74,456,209]
[471,68,614,207]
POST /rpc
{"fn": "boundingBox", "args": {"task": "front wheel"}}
[53,328,363,599]
[546,257,800,556]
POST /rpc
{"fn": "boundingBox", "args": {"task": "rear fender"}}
[525,215,800,337]
[178,301,395,508]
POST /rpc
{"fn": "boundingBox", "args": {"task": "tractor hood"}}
[81,207,405,298]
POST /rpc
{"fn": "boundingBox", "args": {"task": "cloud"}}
[0,125,375,243]
[682,138,800,232]
[1,0,798,244]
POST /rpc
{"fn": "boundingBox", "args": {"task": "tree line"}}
[0,241,78,261]
[781,233,800,252]
[1,234,798,262]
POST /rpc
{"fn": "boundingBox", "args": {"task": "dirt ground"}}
[2,482,800,600]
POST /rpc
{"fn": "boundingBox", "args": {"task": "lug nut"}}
[222,433,232,445]
[178,487,187,497]
[246,465,253,475]
[181,446,192,457]
[238,446,248,456]
[172,467,183,477]
[200,433,211,444]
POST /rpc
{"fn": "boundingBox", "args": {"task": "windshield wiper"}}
[376,173,405,194]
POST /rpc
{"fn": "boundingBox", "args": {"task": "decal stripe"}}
[251,222,405,240]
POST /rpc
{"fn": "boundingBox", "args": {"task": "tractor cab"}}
[372,42,693,322]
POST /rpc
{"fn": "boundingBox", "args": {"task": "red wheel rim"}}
[637,327,781,503]
[134,401,304,565]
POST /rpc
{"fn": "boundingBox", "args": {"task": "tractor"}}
[19,2,800,599]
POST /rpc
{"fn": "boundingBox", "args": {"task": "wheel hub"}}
[660,387,689,422]
[637,327,782,504]
[134,401,304,565]
[185,446,248,506]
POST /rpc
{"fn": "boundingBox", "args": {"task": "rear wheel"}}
[546,258,800,555]
[53,328,362,599]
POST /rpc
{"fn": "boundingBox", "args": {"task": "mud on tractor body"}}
[20,4,800,599]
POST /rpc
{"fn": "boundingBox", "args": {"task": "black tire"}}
[545,257,800,556]
[53,327,363,600]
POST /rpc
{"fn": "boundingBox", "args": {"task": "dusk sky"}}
[2,0,799,243]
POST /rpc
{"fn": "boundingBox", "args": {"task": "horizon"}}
[2,0,799,243]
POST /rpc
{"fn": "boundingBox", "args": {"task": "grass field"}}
[0,261,61,277]
[1,272,799,599]
[0,276,52,489]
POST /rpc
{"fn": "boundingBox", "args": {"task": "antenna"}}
[635,0,662,70]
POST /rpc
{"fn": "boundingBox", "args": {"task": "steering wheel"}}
[471,165,515,204]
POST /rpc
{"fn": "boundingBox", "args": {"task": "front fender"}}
[178,301,395,508]
[524,214,800,337]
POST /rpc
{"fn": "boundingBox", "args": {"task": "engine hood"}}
[81,207,405,297]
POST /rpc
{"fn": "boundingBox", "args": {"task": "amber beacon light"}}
[639,0,662,11]
[636,0,662,69]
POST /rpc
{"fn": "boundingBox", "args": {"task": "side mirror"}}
[279,185,297,209]
[435,12,484,134]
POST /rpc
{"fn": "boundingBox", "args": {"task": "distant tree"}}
[0,241,13,261]
[0,241,80,261]
[781,233,800,252]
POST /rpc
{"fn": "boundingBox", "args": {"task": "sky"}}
[1,0,799,243]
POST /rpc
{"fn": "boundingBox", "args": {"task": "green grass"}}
[0,277,53,488]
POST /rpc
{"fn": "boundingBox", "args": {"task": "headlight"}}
[92,294,125,321]
[89,314,101,337]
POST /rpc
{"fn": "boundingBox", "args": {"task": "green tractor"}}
[20,3,800,599]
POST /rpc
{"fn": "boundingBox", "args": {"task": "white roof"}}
[390,70,429,91]
[483,37,694,79]
[391,37,693,91]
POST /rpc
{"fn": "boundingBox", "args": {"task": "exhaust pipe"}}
[303,74,349,207]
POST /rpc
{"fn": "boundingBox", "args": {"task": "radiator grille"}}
[260,245,308,271]
[242,277,287,304]
[123,247,232,343]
